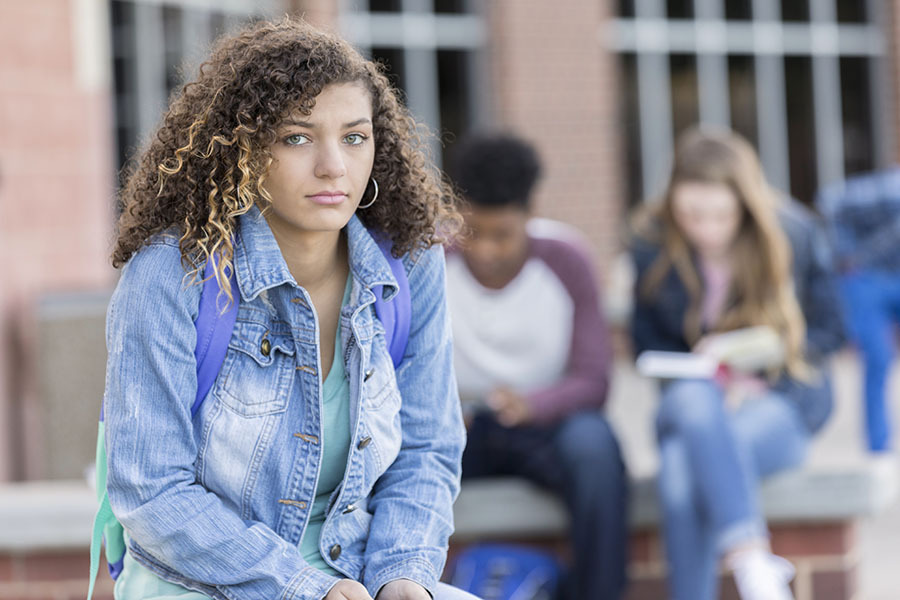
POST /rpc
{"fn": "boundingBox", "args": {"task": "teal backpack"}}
[87,240,411,598]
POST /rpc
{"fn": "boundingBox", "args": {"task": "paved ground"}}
[604,350,900,599]
[829,356,900,600]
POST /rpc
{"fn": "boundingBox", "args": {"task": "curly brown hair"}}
[112,16,462,298]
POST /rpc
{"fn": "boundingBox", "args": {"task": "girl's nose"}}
[315,141,347,179]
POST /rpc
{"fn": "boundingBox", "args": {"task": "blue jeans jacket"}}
[103,206,466,600]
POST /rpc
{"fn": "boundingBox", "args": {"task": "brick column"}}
[626,523,859,600]
[485,0,624,273]
[286,0,339,31]
[889,2,900,164]
[0,0,115,480]
[0,550,114,600]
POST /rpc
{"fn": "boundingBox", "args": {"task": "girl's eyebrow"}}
[282,117,372,129]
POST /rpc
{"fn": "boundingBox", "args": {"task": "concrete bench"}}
[4,295,898,600]
[449,356,900,600]
[0,479,113,599]
[0,458,894,600]
[452,458,899,541]
[450,458,898,599]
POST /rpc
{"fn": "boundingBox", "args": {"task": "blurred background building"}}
[0,0,897,484]
[3,1,900,598]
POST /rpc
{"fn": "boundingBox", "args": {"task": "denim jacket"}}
[103,206,466,600]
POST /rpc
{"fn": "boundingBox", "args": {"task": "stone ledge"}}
[1,460,896,551]
[451,455,899,541]
[0,480,96,552]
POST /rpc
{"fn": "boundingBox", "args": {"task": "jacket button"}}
[364,367,375,381]
[342,504,357,514]
[260,338,271,357]
[357,436,372,450]
[329,544,342,560]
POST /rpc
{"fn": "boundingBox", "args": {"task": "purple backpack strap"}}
[192,257,239,417]
[373,238,411,368]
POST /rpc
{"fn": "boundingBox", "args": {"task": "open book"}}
[636,326,785,379]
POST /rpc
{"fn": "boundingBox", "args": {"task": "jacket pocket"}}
[362,342,401,411]
[216,321,295,417]
[361,356,403,472]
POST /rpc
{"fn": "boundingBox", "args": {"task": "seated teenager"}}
[629,127,844,600]
[446,133,628,600]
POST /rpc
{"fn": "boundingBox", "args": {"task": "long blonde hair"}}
[634,127,809,379]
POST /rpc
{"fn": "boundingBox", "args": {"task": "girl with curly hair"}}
[102,16,473,600]
[629,127,843,600]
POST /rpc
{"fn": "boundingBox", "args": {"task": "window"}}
[724,0,751,21]
[109,0,274,176]
[608,0,888,205]
[781,1,809,22]
[339,0,486,166]
[368,0,402,12]
[727,55,757,148]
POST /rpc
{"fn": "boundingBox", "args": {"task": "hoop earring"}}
[358,178,379,209]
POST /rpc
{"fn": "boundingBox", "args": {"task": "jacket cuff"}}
[283,566,342,600]
[364,557,439,599]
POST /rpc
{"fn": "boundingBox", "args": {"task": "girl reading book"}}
[629,127,844,600]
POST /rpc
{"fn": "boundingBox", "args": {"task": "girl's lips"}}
[307,193,347,205]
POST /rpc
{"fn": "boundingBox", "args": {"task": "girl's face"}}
[263,82,375,238]
[670,180,743,259]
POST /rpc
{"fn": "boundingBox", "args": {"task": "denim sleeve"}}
[104,242,338,600]
[815,186,858,266]
[628,243,687,356]
[796,218,847,361]
[526,238,612,422]
[362,245,466,597]
[844,214,900,268]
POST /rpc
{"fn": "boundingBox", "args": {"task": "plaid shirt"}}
[816,167,900,272]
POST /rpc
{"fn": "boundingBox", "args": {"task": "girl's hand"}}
[487,387,532,427]
[325,579,373,600]
[376,579,430,600]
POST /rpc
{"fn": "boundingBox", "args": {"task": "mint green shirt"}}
[299,278,352,576]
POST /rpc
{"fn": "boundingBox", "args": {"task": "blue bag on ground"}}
[448,544,563,600]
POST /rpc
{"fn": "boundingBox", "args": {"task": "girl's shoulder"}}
[115,232,203,317]
[122,233,187,282]
[400,242,446,280]
[629,236,663,272]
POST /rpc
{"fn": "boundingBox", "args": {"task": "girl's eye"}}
[344,133,367,146]
[284,134,310,146]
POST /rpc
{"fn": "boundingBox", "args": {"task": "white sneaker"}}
[729,549,796,600]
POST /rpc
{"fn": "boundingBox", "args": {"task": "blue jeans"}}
[656,380,810,600]
[839,270,900,451]
[462,411,628,600]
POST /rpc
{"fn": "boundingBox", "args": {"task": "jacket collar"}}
[233,205,398,302]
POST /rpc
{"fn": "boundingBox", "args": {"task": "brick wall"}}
[627,523,857,600]
[485,0,625,275]
[889,2,900,164]
[448,521,859,600]
[287,0,338,30]
[0,0,115,480]
[0,551,113,600]
[0,521,858,600]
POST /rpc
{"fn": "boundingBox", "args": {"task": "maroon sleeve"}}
[525,235,612,424]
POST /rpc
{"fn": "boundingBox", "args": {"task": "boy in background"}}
[446,133,628,600]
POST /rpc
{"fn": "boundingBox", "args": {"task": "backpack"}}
[87,238,411,599]
[449,544,563,600]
